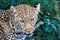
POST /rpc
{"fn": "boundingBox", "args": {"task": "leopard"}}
[0,3,40,40]
[0,10,12,40]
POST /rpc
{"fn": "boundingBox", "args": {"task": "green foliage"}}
[0,0,11,9]
[25,0,59,40]
[0,0,40,10]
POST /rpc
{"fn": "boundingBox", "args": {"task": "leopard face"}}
[10,4,40,34]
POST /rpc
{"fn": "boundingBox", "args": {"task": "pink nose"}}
[24,27,35,34]
[27,30,31,33]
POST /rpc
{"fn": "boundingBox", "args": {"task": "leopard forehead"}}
[15,4,37,13]
[14,4,38,18]
[10,4,39,34]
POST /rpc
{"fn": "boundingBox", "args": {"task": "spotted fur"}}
[10,4,40,34]
[0,4,40,40]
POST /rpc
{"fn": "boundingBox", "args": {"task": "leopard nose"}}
[24,27,35,34]
[24,30,30,34]
[26,30,32,34]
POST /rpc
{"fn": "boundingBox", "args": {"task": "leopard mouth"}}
[16,32,22,34]
[14,31,33,40]
[24,33,33,37]
[13,32,26,40]
[12,28,33,40]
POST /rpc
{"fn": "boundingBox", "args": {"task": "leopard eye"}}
[30,18,34,21]
[20,20,24,23]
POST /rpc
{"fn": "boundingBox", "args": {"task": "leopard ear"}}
[36,3,40,12]
[10,6,16,12]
